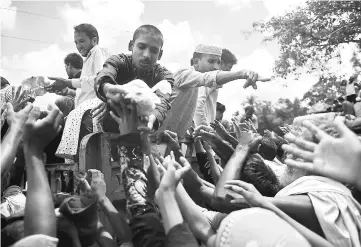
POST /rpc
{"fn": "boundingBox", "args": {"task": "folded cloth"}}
[59,193,98,247]
[0,186,26,218]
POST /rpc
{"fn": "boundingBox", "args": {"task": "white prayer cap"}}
[194,44,222,56]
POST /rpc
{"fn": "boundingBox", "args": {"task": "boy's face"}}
[74,31,97,57]
[131,33,162,71]
[195,54,221,73]
[220,61,234,71]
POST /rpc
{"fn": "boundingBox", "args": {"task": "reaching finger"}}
[109,111,122,125]
[176,165,191,179]
[170,151,175,161]
[284,159,316,173]
[225,180,252,190]
[28,106,41,123]
[21,103,33,114]
[15,86,22,100]
[281,144,314,162]
[46,103,61,124]
[302,120,328,140]
[333,116,350,137]
[109,100,123,118]
[90,103,104,114]
[179,156,190,168]
[284,133,316,152]
[224,184,248,196]
[6,103,15,114]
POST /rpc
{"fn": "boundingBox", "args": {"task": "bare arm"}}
[175,184,217,246]
[24,146,56,237]
[1,124,23,176]
[1,104,33,177]
[268,196,324,237]
[213,146,249,202]
[205,148,221,185]
[98,197,132,244]
[265,201,332,246]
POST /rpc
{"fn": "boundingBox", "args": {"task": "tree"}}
[253,0,361,78]
[302,75,345,106]
[235,97,307,134]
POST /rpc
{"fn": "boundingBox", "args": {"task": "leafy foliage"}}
[254,0,361,77]
[235,96,307,134]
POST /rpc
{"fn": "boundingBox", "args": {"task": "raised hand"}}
[109,100,139,135]
[6,103,33,128]
[10,86,30,112]
[161,130,181,151]
[193,125,215,138]
[46,77,71,91]
[210,120,229,140]
[23,104,63,150]
[90,102,108,121]
[282,117,361,190]
[156,152,191,193]
[224,180,268,208]
[88,169,107,201]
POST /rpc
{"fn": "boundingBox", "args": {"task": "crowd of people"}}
[1,22,361,247]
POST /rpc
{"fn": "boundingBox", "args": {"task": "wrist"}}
[23,144,44,158]
[155,187,176,202]
[65,79,73,88]
[237,70,247,79]
[98,196,109,206]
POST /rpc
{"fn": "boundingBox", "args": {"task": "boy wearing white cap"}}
[157,44,266,139]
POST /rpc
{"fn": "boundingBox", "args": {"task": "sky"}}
[0,0,358,118]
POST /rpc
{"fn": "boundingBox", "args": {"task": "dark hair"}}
[241,155,281,197]
[268,134,288,160]
[191,52,204,66]
[1,77,10,88]
[258,137,277,161]
[64,53,83,69]
[74,23,99,44]
[221,49,237,65]
[337,96,345,103]
[245,105,255,114]
[216,102,226,113]
[133,25,164,47]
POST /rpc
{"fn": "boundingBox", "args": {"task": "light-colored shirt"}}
[346,81,356,96]
[71,45,111,107]
[157,67,219,138]
[194,85,221,127]
[276,176,361,247]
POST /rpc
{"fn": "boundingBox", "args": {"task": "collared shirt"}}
[71,45,111,107]
[157,67,219,137]
[194,85,221,127]
[95,53,174,129]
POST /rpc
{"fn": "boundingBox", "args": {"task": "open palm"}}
[282,117,361,190]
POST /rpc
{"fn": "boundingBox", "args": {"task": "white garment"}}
[71,45,111,107]
[194,86,220,127]
[56,98,103,159]
[276,175,361,247]
[0,186,26,218]
[346,81,356,96]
